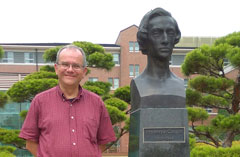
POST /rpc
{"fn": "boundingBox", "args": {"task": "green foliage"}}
[43,41,114,70]
[0,91,8,108]
[201,95,229,108]
[189,134,197,150]
[123,117,130,131]
[40,65,55,72]
[189,76,234,94]
[215,31,240,47]
[19,110,28,120]
[186,89,202,106]
[24,71,57,80]
[101,94,113,101]
[43,46,62,62]
[187,107,209,122]
[0,146,16,153]
[182,44,226,76]
[211,114,240,131]
[87,52,115,70]
[73,41,104,55]
[191,144,240,157]
[105,105,127,125]
[104,97,128,111]
[0,151,16,157]
[113,86,131,104]
[0,46,4,59]
[0,128,25,149]
[7,78,58,102]
[84,81,111,94]
[195,125,214,135]
[82,85,105,96]
[226,46,240,67]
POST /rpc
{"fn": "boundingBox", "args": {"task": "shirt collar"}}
[57,85,83,102]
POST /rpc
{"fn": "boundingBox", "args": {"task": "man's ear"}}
[83,67,88,76]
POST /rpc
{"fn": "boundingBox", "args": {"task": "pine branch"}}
[191,122,220,147]
[195,140,217,148]
[103,128,128,152]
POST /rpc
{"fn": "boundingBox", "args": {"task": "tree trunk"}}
[222,131,235,147]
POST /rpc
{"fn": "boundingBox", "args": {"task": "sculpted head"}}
[137,8,181,60]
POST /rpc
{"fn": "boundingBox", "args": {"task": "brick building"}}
[0,25,236,155]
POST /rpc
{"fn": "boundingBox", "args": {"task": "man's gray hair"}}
[56,45,87,67]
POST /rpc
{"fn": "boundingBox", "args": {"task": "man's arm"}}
[26,140,38,157]
[99,144,106,152]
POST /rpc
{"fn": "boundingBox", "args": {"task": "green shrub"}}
[82,85,105,96]
[20,110,28,120]
[105,105,126,125]
[104,97,128,111]
[113,86,130,103]
[40,65,55,72]
[191,142,240,157]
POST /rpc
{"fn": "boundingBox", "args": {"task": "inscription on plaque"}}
[143,127,185,143]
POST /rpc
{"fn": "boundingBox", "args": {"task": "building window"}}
[205,107,213,113]
[171,55,185,66]
[223,58,230,66]
[135,42,139,52]
[113,53,120,65]
[135,64,139,77]
[89,77,98,82]
[129,64,139,77]
[129,64,134,77]
[24,52,34,63]
[108,78,119,90]
[129,41,139,52]
[129,42,134,52]
[1,52,14,63]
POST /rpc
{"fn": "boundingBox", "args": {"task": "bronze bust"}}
[131,8,185,110]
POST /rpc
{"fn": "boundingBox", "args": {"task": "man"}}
[131,7,185,110]
[19,45,116,157]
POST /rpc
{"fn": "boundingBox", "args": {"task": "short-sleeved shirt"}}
[19,85,116,157]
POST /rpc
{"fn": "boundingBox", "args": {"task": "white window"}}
[113,53,120,65]
[108,78,119,90]
[129,41,139,52]
[24,52,34,63]
[129,64,139,77]
[129,42,134,52]
[205,107,213,113]
[89,77,98,82]
[129,64,134,77]
[223,58,230,66]
[2,52,14,63]
[135,42,139,52]
[135,64,139,76]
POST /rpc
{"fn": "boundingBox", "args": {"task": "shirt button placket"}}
[69,103,78,156]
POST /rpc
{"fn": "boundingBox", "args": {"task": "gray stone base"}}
[129,108,190,157]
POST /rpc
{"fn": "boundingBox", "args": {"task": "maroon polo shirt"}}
[19,85,116,157]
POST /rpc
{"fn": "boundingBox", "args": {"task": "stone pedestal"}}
[129,108,190,157]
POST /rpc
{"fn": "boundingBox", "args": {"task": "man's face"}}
[54,48,87,88]
[147,16,177,61]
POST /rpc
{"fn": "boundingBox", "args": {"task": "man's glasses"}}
[57,62,84,70]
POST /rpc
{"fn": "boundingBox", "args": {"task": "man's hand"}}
[99,144,106,153]
[26,140,38,157]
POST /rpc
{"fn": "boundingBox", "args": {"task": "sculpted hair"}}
[137,8,181,54]
[56,45,87,67]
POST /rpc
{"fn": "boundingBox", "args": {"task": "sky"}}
[0,0,239,44]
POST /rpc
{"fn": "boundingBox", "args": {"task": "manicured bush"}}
[191,142,240,157]
[104,97,128,111]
